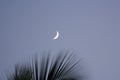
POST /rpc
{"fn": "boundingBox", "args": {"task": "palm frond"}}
[8,64,33,80]
[6,51,86,80]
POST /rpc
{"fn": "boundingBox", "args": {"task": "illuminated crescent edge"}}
[53,31,59,40]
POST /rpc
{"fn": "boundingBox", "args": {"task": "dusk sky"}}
[0,0,120,80]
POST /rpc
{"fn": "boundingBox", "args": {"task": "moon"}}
[53,31,59,40]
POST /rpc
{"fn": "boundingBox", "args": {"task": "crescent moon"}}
[53,31,59,40]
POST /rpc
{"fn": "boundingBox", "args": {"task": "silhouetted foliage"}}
[6,51,86,80]
[8,64,33,80]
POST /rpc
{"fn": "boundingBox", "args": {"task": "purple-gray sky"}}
[0,0,120,80]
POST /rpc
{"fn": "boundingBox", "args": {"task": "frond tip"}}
[7,51,86,80]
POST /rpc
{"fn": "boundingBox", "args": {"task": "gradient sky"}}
[0,0,120,80]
